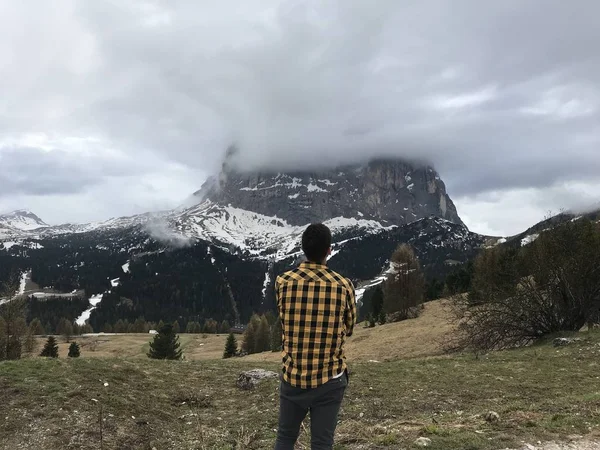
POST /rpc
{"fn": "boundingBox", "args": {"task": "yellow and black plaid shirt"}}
[275,261,356,389]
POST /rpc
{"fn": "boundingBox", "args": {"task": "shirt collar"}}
[299,261,327,270]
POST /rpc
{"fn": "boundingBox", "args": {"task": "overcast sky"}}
[1,1,599,236]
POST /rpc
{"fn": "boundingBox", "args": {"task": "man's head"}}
[302,223,332,264]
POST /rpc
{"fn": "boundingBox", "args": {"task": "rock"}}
[484,411,500,423]
[236,369,279,390]
[197,159,463,226]
[553,338,581,347]
[415,437,432,447]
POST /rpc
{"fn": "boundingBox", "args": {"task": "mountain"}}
[0,158,481,329]
[0,210,48,233]
[195,159,463,226]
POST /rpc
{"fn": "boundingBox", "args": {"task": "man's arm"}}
[344,281,357,337]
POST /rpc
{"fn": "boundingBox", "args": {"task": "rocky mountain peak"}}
[0,209,48,231]
[194,158,462,226]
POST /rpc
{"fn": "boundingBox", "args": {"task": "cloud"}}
[0,0,599,234]
[143,219,192,249]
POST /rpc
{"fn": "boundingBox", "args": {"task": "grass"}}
[2,331,600,449]
[3,301,600,449]
[37,299,456,363]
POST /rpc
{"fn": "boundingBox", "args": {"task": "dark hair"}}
[302,223,332,263]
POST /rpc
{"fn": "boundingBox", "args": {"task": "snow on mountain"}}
[0,200,396,261]
[0,210,48,231]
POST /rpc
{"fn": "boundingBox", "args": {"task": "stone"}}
[484,411,500,423]
[236,369,279,390]
[553,338,581,347]
[415,437,432,447]
[196,159,463,227]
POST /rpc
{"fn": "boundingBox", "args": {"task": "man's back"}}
[276,261,356,389]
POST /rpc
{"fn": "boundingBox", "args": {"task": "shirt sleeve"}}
[344,280,357,337]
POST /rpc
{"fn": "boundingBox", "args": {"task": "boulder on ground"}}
[415,437,432,447]
[484,411,500,423]
[236,369,279,390]
[553,337,581,347]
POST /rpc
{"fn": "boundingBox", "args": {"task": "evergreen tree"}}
[202,318,218,334]
[242,315,260,354]
[147,324,182,360]
[186,321,195,333]
[157,320,165,331]
[255,315,271,353]
[383,244,425,321]
[172,320,180,334]
[68,342,81,358]
[371,285,384,320]
[6,336,22,360]
[23,330,37,355]
[134,317,148,333]
[270,319,282,352]
[56,318,74,342]
[223,333,237,359]
[378,311,387,325]
[29,318,45,335]
[114,319,128,333]
[40,336,59,358]
[219,320,231,334]
[103,323,113,333]
[265,310,277,326]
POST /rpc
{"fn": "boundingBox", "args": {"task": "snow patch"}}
[306,183,327,193]
[110,278,120,287]
[288,193,300,200]
[76,294,104,326]
[262,272,271,299]
[122,262,130,273]
[521,234,540,246]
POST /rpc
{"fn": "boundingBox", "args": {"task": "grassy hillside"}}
[33,300,455,362]
[1,301,599,449]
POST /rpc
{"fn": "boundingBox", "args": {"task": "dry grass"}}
[44,299,455,363]
[3,331,600,449]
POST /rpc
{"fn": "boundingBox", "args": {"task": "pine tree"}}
[242,316,259,355]
[157,320,165,331]
[383,244,425,321]
[223,333,237,359]
[371,285,384,320]
[57,318,74,342]
[40,336,59,358]
[114,319,127,333]
[270,319,282,352]
[172,320,180,334]
[378,311,387,325]
[103,323,113,333]
[6,336,21,360]
[147,323,182,360]
[29,318,45,335]
[23,330,36,355]
[202,318,218,334]
[255,315,271,353]
[219,320,231,334]
[186,321,195,333]
[68,342,81,358]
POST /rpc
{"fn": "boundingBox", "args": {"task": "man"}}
[274,223,356,450]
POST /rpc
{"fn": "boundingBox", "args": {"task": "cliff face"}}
[195,159,463,226]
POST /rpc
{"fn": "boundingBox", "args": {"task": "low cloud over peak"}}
[1,1,599,235]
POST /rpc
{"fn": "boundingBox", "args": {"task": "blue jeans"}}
[274,373,348,450]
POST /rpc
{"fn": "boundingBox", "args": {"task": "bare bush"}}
[452,219,600,352]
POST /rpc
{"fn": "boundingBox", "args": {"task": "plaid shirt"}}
[275,261,356,389]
